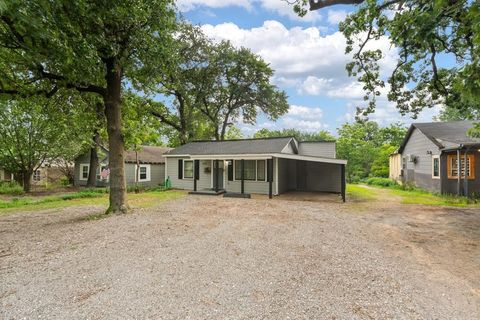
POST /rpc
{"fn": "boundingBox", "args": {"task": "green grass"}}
[346,184,377,201]
[0,189,185,214]
[388,187,477,207]
[0,181,24,195]
[350,183,479,208]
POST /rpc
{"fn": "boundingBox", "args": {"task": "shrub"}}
[364,177,398,188]
[0,181,24,195]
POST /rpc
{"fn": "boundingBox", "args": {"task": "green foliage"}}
[346,184,377,201]
[0,181,24,195]
[336,121,407,182]
[253,128,336,141]
[150,23,289,144]
[364,177,398,188]
[291,1,480,134]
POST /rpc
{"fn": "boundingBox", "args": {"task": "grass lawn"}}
[349,183,480,208]
[0,189,185,214]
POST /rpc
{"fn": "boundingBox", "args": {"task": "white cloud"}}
[176,0,253,11]
[327,9,348,25]
[178,0,321,22]
[201,20,397,84]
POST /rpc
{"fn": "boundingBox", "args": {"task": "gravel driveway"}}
[1,192,479,319]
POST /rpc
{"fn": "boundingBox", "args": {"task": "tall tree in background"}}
[0,1,176,213]
[151,24,289,143]
[0,97,93,192]
[292,0,480,131]
[253,128,336,142]
[336,121,407,182]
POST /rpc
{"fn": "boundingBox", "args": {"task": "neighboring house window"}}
[97,165,109,180]
[80,164,89,180]
[33,170,41,181]
[234,160,266,181]
[136,164,151,182]
[432,155,440,179]
[183,160,194,179]
[447,154,475,179]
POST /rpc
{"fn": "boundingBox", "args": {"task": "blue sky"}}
[178,0,441,136]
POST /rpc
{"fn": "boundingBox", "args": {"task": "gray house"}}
[74,146,171,187]
[164,137,347,201]
[393,121,480,196]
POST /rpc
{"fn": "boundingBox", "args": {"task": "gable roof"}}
[398,121,480,153]
[166,137,297,156]
[124,146,172,164]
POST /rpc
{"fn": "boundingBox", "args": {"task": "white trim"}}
[183,159,194,180]
[210,160,213,188]
[432,155,440,179]
[167,153,347,165]
[136,164,151,182]
[165,158,168,185]
[79,164,90,181]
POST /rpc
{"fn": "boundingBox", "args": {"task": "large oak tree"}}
[292,0,479,132]
[0,1,176,213]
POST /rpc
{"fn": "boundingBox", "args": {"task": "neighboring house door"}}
[214,161,224,190]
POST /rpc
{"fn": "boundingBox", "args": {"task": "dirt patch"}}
[0,194,478,319]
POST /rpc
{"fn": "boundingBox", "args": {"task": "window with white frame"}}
[80,164,89,180]
[234,160,266,181]
[183,160,193,179]
[432,155,440,179]
[97,164,109,180]
[137,164,151,182]
[33,170,41,181]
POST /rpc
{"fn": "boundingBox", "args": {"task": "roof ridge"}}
[191,136,295,143]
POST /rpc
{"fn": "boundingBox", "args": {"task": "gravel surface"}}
[0,192,479,319]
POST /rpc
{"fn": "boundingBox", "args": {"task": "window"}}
[80,164,89,181]
[33,170,41,182]
[234,160,266,181]
[447,154,475,179]
[183,160,193,179]
[257,160,266,181]
[432,155,440,179]
[136,164,151,182]
[98,165,109,180]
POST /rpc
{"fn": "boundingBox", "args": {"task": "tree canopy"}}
[292,0,480,131]
[253,128,336,142]
[0,0,177,213]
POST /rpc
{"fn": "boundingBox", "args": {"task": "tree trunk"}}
[86,138,99,187]
[22,170,32,193]
[104,58,127,214]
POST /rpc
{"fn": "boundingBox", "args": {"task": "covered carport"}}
[274,154,347,202]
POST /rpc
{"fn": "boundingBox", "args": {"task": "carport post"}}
[215,159,219,192]
[268,158,273,199]
[241,159,245,194]
[341,164,346,203]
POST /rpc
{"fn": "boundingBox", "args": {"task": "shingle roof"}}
[124,146,172,164]
[399,121,480,153]
[166,137,295,156]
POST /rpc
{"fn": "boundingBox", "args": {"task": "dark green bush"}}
[0,181,24,195]
[364,177,398,187]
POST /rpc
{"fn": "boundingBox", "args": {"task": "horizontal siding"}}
[402,128,441,192]
[298,142,336,158]
[166,157,212,190]
[125,163,165,187]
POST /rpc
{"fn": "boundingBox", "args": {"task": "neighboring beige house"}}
[0,168,13,182]
[31,164,69,186]
[389,153,402,182]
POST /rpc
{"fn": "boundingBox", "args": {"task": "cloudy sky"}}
[179,0,441,136]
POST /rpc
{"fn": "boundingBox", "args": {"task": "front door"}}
[214,160,224,190]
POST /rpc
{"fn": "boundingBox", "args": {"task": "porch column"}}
[241,159,245,194]
[341,164,346,203]
[194,160,199,192]
[267,158,273,199]
[215,159,219,192]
